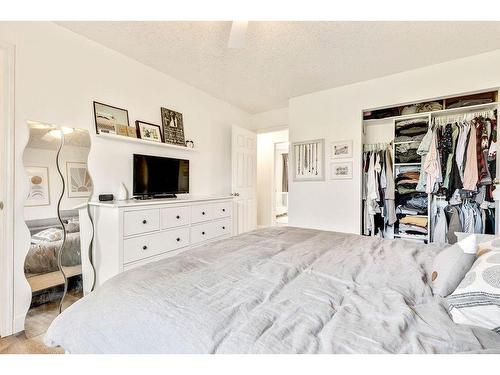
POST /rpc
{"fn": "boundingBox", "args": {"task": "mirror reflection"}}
[23,121,92,338]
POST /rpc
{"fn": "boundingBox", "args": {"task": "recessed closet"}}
[362,90,499,244]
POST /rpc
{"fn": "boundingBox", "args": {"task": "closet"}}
[362,90,498,244]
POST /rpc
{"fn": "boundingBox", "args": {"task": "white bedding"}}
[44,227,500,353]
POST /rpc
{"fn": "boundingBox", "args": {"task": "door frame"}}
[0,41,15,337]
[272,141,289,226]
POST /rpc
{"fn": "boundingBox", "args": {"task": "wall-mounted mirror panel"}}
[23,121,94,339]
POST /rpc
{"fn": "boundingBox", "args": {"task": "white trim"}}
[0,41,15,337]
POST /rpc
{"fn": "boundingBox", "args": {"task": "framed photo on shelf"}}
[330,140,353,159]
[25,166,50,206]
[135,121,163,143]
[161,107,185,146]
[330,161,353,180]
[292,139,325,181]
[66,162,92,198]
[93,101,130,135]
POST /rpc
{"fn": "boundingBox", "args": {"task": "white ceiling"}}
[57,21,500,114]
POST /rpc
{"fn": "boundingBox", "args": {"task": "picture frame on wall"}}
[135,120,163,143]
[25,166,50,206]
[330,161,353,180]
[93,101,130,135]
[161,107,185,146]
[292,139,325,181]
[66,162,93,198]
[330,140,353,159]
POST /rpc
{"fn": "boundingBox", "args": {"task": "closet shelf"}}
[363,101,499,125]
[95,133,197,151]
[394,162,420,166]
[394,234,428,241]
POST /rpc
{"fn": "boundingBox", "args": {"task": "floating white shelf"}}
[95,133,197,151]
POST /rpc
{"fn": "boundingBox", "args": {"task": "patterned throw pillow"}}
[447,238,500,333]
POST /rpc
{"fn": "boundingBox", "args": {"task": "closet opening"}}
[362,89,499,244]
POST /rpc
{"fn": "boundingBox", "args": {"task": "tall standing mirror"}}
[23,121,94,345]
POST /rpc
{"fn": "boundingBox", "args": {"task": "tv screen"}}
[133,154,189,196]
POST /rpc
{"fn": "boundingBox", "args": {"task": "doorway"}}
[274,141,289,226]
[256,128,289,228]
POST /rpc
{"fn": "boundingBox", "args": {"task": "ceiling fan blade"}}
[228,21,248,49]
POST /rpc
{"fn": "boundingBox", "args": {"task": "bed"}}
[44,227,500,353]
[25,212,82,294]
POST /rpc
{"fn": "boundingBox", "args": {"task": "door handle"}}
[231,193,240,197]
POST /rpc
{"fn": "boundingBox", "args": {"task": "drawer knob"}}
[142,220,147,224]
[176,237,181,242]
[202,211,205,215]
[222,226,225,230]
[202,231,205,235]
[222,208,225,212]
[142,245,148,250]
[176,215,180,219]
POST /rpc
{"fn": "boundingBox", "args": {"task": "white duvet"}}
[45,227,500,353]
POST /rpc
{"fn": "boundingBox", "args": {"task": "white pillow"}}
[447,238,500,333]
[431,235,477,297]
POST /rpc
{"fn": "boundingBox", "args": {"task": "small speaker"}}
[99,194,114,202]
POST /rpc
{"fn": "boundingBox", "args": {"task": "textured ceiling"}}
[57,21,500,114]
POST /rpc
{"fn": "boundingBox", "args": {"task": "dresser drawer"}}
[212,201,232,219]
[123,209,160,236]
[123,227,190,264]
[190,222,213,244]
[160,206,190,229]
[191,204,213,223]
[211,218,232,238]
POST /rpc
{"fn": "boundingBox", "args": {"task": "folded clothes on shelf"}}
[399,215,428,228]
[398,223,428,235]
[395,149,420,163]
[394,133,426,143]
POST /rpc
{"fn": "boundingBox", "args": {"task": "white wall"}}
[0,21,252,333]
[363,119,394,145]
[251,107,288,131]
[23,145,90,221]
[256,129,288,227]
[289,48,500,234]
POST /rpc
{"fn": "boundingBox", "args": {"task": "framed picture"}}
[135,121,163,143]
[292,139,325,181]
[25,166,50,206]
[330,161,353,180]
[161,107,185,146]
[93,101,130,135]
[331,140,353,159]
[66,162,92,198]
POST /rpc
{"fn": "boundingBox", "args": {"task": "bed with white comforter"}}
[44,227,500,353]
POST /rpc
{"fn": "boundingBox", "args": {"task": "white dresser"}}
[84,196,233,290]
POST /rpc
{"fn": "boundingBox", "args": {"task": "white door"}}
[232,125,257,234]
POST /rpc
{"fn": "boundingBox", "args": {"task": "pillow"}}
[447,238,500,333]
[31,227,63,242]
[65,221,80,233]
[431,235,477,297]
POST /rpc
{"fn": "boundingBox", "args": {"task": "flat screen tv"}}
[133,154,189,197]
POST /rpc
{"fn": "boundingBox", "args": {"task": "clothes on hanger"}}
[362,144,396,237]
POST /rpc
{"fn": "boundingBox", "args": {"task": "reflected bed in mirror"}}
[22,121,94,339]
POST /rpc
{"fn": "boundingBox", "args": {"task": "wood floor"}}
[0,292,81,354]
